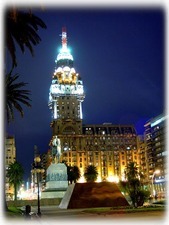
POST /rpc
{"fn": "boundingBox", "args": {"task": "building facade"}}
[48,28,140,182]
[144,114,166,197]
[5,135,16,200]
[137,135,149,185]
[61,124,139,182]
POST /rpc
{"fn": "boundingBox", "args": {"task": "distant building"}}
[137,135,149,185]
[48,28,140,182]
[5,135,16,200]
[62,124,139,182]
[144,114,166,197]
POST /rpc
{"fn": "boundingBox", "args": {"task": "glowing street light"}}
[151,169,160,197]
[33,156,45,217]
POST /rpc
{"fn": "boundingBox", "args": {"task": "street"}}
[28,205,167,225]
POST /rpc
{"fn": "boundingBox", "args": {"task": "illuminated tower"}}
[49,27,85,135]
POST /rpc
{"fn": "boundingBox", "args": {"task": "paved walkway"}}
[27,205,167,224]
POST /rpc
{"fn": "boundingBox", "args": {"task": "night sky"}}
[6,7,165,181]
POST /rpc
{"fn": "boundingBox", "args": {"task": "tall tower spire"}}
[49,28,85,135]
[55,27,73,66]
[62,27,67,49]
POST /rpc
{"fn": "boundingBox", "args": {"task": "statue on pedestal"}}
[41,135,68,199]
[51,135,61,163]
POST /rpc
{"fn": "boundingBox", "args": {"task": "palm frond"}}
[6,9,47,68]
[5,71,31,123]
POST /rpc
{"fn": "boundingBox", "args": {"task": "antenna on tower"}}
[34,145,39,157]
[62,26,67,49]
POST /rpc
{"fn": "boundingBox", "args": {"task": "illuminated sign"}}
[151,116,166,127]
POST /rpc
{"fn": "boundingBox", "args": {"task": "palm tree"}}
[72,166,81,183]
[126,162,140,180]
[120,162,149,207]
[6,70,31,123]
[67,165,81,184]
[5,8,47,68]
[84,165,98,182]
[6,161,24,201]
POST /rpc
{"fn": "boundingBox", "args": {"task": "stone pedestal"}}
[41,163,68,199]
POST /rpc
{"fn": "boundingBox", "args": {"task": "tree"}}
[5,8,47,68]
[6,161,24,201]
[126,161,140,180]
[67,165,81,184]
[119,162,150,207]
[72,166,81,183]
[5,70,31,123]
[84,165,98,182]
[4,8,46,210]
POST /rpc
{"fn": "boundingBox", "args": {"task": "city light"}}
[17,184,37,200]
[151,116,166,127]
[96,176,102,182]
[78,176,85,183]
[107,175,119,183]
[151,169,160,197]
[56,48,73,61]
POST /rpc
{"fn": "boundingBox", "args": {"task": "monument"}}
[51,135,61,164]
[41,136,68,199]
[59,182,130,209]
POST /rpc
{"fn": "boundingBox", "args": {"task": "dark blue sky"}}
[6,7,165,181]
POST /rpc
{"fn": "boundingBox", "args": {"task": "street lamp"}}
[151,169,160,197]
[34,156,45,217]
